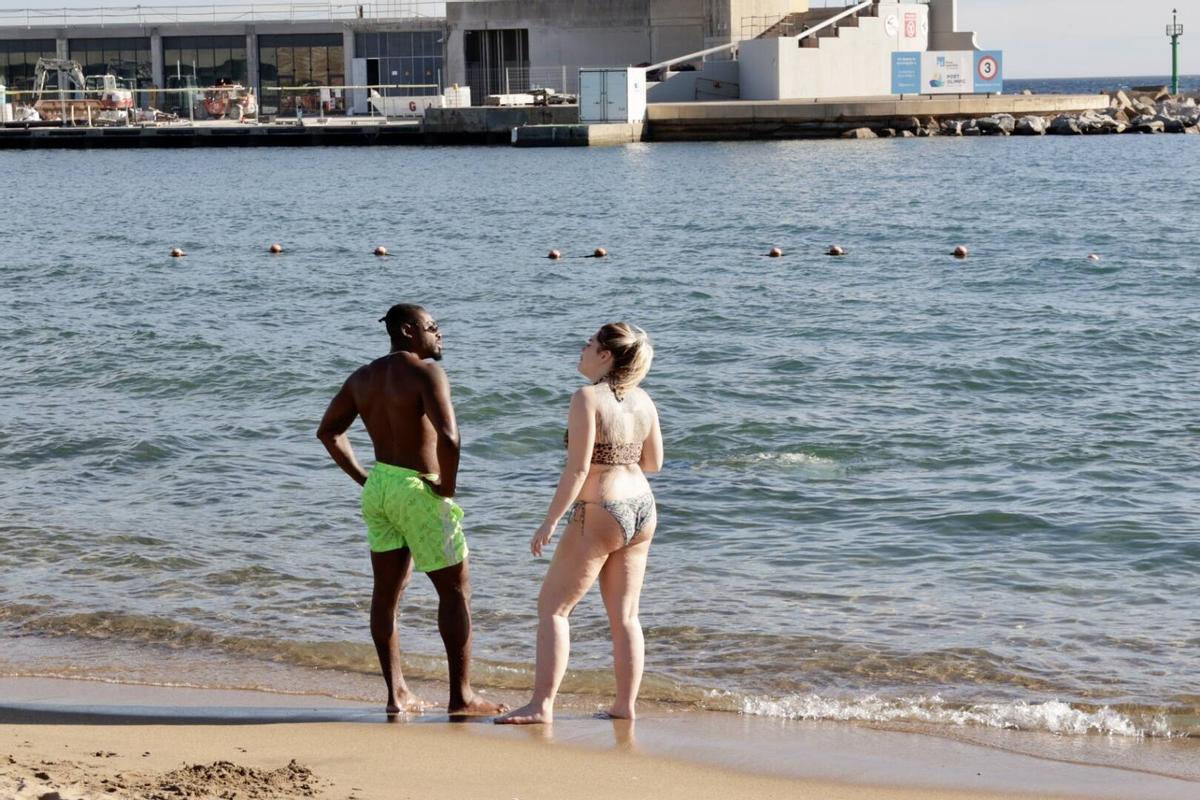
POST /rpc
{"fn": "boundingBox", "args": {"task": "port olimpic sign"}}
[891,51,1004,95]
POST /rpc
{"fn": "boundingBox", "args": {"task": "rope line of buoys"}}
[162,243,1107,264]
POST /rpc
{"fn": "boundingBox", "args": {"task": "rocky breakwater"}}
[840,86,1200,139]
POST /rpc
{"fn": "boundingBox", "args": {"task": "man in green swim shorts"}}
[317,303,507,717]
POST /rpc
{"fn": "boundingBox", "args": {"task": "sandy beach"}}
[2,677,1196,800]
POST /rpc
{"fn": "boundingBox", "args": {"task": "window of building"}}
[68,37,152,105]
[258,33,344,115]
[163,36,247,88]
[463,29,528,100]
[0,39,58,98]
[353,31,444,97]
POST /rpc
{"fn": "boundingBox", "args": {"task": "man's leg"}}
[370,548,426,714]
[426,559,508,715]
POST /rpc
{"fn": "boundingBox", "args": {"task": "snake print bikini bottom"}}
[568,492,656,547]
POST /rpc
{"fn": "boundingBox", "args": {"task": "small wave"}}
[737,692,1183,738]
[715,451,844,476]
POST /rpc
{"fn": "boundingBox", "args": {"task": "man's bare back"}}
[317,305,456,494]
[316,303,505,717]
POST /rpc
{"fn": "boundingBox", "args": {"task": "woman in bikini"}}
[496,322,662,725]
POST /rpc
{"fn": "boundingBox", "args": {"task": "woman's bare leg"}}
[496,512,615,724]
[599,527,652,720]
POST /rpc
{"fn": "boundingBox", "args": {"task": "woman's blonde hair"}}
[597,322,654,400]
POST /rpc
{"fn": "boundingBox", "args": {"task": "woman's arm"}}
[638,399,663,474]
[530,388,595,556]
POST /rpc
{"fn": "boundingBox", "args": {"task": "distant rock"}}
[977,114,1015,135]
[877,128,897,138]
[898,130,916,138]
[1048,115,1082,135]
[962,119,981,136]
[1159,116,1187,133]
[1109,89,1135,116]
[1131,98,1158,117]
[1013,116,1047,135]
[842,127,877,139]
[1133,117,1165,134]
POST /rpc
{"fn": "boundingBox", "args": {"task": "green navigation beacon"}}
[1167,9,1184,95]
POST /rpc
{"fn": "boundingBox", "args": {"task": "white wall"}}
[647,59,740,101]
[928,0,979,51]
[739,2,929,100]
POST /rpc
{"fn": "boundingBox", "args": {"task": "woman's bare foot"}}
[596,706,634,720]
[493,701,552,725]
[386,691,429,715]
[448,693,511,716]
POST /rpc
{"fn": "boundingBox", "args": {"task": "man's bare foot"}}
[386,691,429,715]
[448,693,510,716]
[494,702,552,725]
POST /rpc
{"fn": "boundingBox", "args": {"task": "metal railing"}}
[740,0,875,44]
[0,1,446,27]
[463,66,579,100]
[742,0,930,40]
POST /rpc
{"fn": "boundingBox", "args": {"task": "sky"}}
[958,0,1194,78]
[0,0,1195,80]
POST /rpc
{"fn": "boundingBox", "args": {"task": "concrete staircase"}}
[757,4,880,48]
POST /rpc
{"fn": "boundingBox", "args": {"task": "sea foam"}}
[737,692,1177,738]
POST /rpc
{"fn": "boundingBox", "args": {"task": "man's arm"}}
[316,375,370,486]
[420,363,460,497]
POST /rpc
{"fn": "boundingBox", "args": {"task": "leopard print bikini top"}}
[563,432,642,465]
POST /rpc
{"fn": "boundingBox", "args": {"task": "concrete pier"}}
[0,94,1122,149]
[646,95,1112,140]
[511,122,644,147]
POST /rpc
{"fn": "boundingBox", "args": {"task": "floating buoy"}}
[768,247,783,258]
[374,246,389,257]
[170,247,186,258]
[826,245,845,257]
[593,247,608,258]
[548,249,562,260]
[269,243,283,254]
[1087,253,1102,262]
[953,245,969,259]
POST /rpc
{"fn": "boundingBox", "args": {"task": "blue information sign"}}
[891,52,921,95]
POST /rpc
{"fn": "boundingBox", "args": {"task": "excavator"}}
[31,57,133,122]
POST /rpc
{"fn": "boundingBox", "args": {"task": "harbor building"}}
[1,0,991,121]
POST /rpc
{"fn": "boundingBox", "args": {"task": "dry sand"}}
[1,719,1072,800]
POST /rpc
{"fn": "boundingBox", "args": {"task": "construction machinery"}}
[31,58,101,122]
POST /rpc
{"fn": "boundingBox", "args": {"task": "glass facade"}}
[353,31,443,97]
[463,29,528,99]
[0,39,58,98]
[163,36,247,87]
[258,33,344,115]
[69,37,152,105]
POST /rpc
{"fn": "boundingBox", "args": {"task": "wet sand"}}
[1,677,1197,800]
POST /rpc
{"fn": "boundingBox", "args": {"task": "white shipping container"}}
[578,68,646,124]
[443,85,471,108]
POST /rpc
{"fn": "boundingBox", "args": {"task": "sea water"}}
[0,128,1197,763]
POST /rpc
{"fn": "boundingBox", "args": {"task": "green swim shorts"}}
[361,462,468,572]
